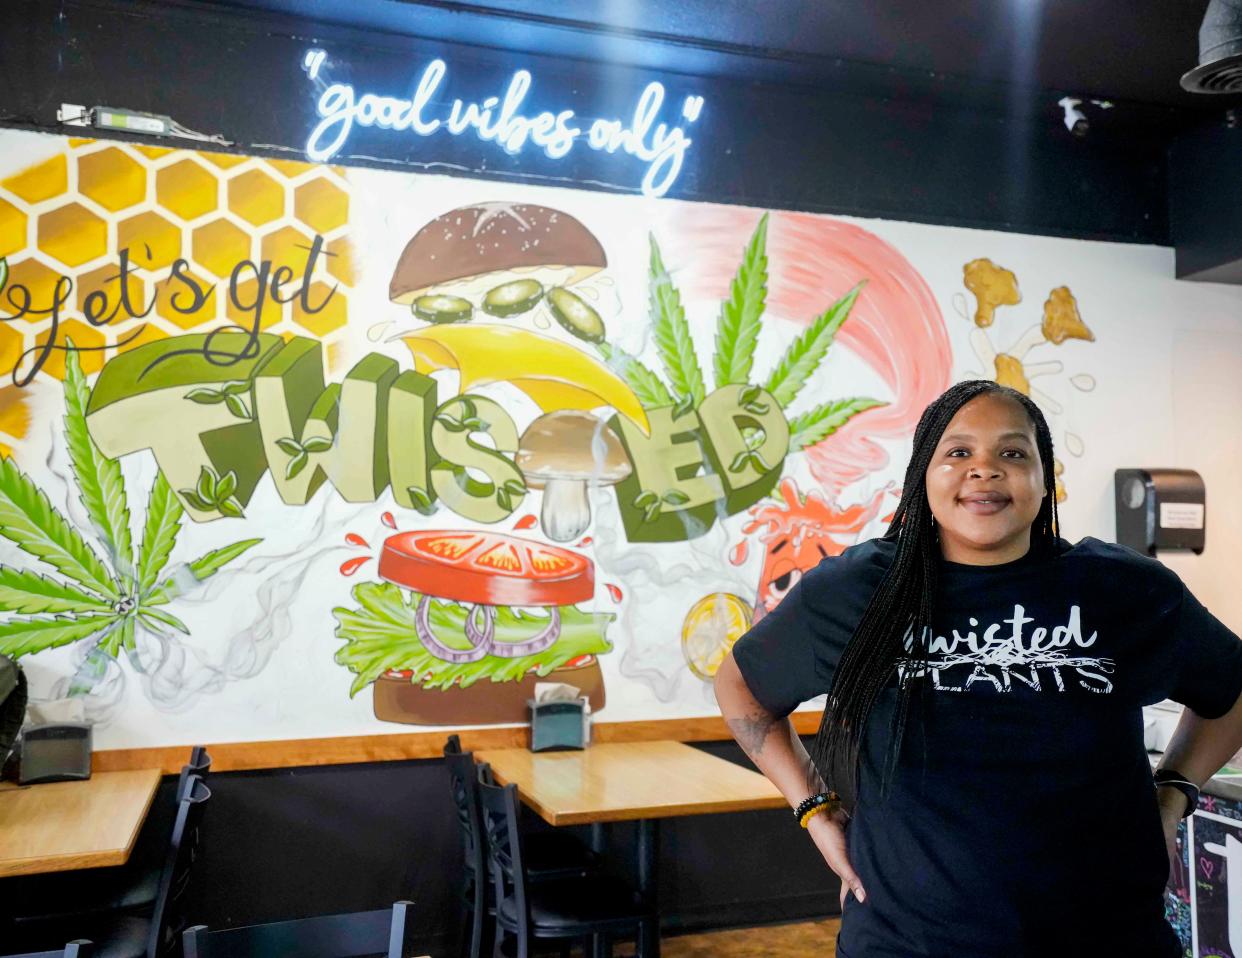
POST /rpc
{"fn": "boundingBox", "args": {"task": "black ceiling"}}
[176,0,1227,112]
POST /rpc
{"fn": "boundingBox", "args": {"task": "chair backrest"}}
[181,902,412,958]
[475,770,530,936]
[4,941,93,958]
[174,746,212,801]
[443,737,486,880]
[146,774,211,958]
[0,654,25,764]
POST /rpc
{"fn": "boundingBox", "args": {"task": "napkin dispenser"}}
[1114,469,1205,555]
[19,722,92,784]
[528,682,590,752]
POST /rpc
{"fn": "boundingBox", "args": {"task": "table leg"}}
[636,819,660,958]
[591,823,609,958]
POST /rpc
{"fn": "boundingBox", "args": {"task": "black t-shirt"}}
[733,536,1242,958]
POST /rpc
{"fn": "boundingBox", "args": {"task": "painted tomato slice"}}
[378,530,594,606]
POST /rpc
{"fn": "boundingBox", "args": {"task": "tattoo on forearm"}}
[728,710,778,757]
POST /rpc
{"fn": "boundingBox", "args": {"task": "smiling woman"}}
[803,381,1063,794]
[924,391,1048,565]
[717,379,1242,958]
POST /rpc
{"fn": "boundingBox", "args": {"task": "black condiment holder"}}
[528,698,589,752]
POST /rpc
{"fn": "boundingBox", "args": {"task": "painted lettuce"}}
[333,581,613,694]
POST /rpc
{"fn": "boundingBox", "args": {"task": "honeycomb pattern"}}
[78,148,146,212]
[295,179,348,235]
[0,324,23,379]
[156,160,218,221]
[261,224,314,277]
[134,146,174,161]
[39,204,107,268]
[325,236,354,286]
[118,211,183,272]
[201,153,247,170]
[192,218,251,278]
[116,323,168,355]
[3,156,67,204]
[228,169,283,226]
[266,159,316,178]
[0,199,26,259]
[293,282,347,338]
[37,320,106,378]
[0,139,356,456]
[6,259,63,312]
[154,268,217,329]
[76,265,146,319]
[0,385,29,460]
[225,279,281,332]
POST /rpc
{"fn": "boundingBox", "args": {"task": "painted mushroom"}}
[516,410,632,542]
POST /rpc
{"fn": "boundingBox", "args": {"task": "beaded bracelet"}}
[794,791,841,828]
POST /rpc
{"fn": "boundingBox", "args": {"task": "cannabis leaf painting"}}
[0,343,261,698]
[599,213,886,448]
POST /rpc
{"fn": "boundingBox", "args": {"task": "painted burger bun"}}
[373,657,606,726]
[388,202,607,304]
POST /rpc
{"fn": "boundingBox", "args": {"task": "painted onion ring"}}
[488,608,561,659]
[414,595,495,663]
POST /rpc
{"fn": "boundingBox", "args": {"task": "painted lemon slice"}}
[681,592,753,680]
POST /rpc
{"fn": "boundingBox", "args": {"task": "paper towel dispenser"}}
[1114,468,1205,556]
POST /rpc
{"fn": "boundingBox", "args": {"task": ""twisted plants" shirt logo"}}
[901,604,1114,695]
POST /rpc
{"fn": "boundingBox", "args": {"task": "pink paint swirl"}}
[679,209,951,498]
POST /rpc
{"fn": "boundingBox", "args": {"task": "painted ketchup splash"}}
[576,536,593,547]
[381,512,397,529]
[513,514,538,530]
[344,533,369,548]
[339,556,372,577]
[605,583,623,603]
[729,540,749,566]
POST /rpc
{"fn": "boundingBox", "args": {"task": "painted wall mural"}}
[0,128,1121,749]
[953,256,1098,502]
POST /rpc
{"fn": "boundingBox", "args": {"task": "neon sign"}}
[302,50,704,198]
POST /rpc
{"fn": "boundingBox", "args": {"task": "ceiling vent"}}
[1182,0,1242,92]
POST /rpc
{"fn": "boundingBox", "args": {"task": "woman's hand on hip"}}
[1157,787,1187,874]
[806,807,866,908]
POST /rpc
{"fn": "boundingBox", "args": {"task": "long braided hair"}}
[808,380,1061,799]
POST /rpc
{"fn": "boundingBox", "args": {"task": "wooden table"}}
[477,740,786,955]
[0,768,162,877]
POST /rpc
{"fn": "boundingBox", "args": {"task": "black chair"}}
[444,737,598,958]
[50,773,212,958]
[175,747,213,797]
[0,654,26,771]
[112,746,212,914]
[181,901,413,958]
[476,769,655,958]
[12,747,212,924]
[1,942,93,958]
[445,737,492,958]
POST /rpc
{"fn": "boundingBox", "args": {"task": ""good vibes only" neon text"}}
[302,50,704,198]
